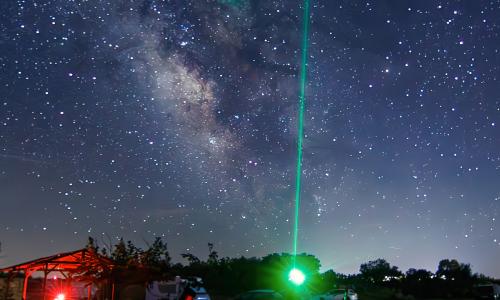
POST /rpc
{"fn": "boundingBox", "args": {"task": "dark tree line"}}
[2,238,499,299]
[89,237,326,296]
[88,237,499,298]
[354,258,498,299]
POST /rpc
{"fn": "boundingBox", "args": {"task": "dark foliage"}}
[359,258,403,285]
[95,238,499,298]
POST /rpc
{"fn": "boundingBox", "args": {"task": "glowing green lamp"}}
[288,268,306,286]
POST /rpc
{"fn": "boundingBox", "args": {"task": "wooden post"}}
[111,282,115,300]
[87,285,92,300]
[3,273,11,300]
[22,271,30,300]
[67,275,72,300]
[42,269,48,300]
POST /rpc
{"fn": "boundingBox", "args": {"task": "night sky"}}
[1,0,499,277]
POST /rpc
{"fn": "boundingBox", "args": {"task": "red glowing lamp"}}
[54,293,65,300]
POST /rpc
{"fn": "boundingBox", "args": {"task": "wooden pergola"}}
[0,248,114,300]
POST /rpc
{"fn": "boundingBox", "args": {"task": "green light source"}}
[288,268,306,286]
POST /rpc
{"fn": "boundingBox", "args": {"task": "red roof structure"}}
[0,248,113,273]
[0,248,115,300]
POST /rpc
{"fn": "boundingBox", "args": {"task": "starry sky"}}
[0,0,499,277]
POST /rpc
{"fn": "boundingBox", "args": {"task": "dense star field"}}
[0,0,499,277]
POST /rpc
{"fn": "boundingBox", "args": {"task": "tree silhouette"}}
[181,253,201,265]
[141,237,171,269]
[359,258,402,284]
[111,238,130,265]
[402,268,434,297]
[207,243,219,265]
[435,259,474,298]
[436,259,472,281]
[406,268,432,281]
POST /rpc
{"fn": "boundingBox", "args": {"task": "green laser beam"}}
[292,0,310,266]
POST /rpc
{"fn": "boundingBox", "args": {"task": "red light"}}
[54,293,65,300]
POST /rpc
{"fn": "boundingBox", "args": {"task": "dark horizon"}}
[0,238,498,279]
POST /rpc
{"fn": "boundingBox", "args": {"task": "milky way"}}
[0,0,499,277]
